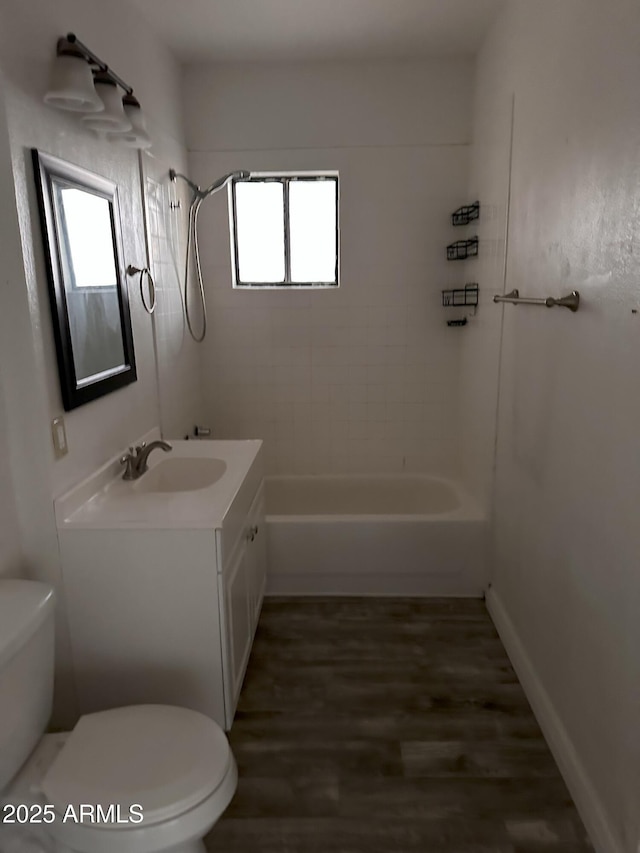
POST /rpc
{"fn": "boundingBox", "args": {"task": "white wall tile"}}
[186,60,471,475]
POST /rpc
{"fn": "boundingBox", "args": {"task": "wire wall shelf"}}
[446,237,479,261]
[442,283,479,308]
[451,201,480,226]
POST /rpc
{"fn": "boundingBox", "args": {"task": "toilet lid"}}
[42,705,233,828]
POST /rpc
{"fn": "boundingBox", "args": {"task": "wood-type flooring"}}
[206,597,592,853]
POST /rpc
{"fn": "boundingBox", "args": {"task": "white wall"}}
[0,387,21,580]
[465,3,640,851]
[0,0,193,723]
[184,59,473,475]
[0,81,25,582]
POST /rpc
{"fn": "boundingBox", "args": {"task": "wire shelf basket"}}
[446,237,479,261]
[451,201,480,226]
[442,283,479,308]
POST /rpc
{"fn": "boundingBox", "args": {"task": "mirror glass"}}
[55,186,125,383]
[32,151,137,410]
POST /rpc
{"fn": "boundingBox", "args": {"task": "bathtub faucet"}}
[120,440,172,480]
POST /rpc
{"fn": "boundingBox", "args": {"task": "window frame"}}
[229,170,340,289]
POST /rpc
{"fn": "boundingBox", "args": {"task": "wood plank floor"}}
[206,598,592,853]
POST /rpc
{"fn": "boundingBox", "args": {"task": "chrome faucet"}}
[120,440,172,480]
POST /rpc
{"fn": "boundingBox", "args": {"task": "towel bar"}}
[493,289,580,312]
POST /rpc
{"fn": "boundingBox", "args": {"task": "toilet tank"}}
[0,580,55,792]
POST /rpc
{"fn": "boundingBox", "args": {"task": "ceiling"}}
[131,0,504,63]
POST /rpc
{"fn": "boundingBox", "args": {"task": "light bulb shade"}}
[82,79,131,132]
[108,101,152,149]
[44,54,104,113]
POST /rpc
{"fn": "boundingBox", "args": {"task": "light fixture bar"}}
[60,33,134,97]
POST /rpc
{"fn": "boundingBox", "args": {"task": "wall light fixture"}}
[82,73,132,132]
[44,33,151,149]
[109,94,152,150]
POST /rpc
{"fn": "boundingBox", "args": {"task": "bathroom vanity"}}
[55,438,266,730]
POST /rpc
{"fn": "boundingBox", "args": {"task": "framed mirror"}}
[32,150,137,411]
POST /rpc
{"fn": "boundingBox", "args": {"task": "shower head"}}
[170,168,251,201]
[201,170,250,198]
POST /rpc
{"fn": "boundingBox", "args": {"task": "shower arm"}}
[168,169,200,196]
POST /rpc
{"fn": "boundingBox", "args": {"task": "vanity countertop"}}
[55,439,263,530]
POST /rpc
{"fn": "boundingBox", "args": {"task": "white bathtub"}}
[265,475,488,597]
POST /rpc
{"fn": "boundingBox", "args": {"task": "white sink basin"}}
[55,438,263,529]
[134,457,227,493]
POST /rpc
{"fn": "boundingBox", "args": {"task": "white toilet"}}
[0,580,237,853]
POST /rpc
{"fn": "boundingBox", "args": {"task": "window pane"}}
[289,180,337,283]
[236,181,285,283]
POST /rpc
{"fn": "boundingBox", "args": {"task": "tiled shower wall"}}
[185,60,474,475]
[143,158,204,439]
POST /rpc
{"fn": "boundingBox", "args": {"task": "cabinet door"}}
[247,486,267,625]
[220,538,252,722]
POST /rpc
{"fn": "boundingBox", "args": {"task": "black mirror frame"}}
[31,149,137,411]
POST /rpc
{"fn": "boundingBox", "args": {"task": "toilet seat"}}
[44,766,238,853]
[42,705,233,828]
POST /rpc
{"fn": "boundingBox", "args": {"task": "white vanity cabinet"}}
[218,484,266,721]
[247,488,267,621]
[56,439,265,731]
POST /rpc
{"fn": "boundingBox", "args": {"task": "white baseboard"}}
[266,573,484,597]
[486,587,623,853]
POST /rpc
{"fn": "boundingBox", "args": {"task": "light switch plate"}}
[51,416,68,459]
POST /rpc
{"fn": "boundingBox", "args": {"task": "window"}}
[230,172,339,288]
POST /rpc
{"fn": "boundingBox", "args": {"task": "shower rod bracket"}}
[493,289,580,312]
